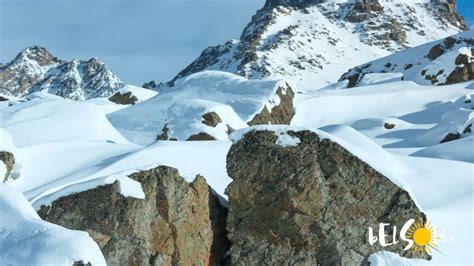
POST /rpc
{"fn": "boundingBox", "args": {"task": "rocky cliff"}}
[225,128,427,265]
[169,0,467,92]
[38,166,229,265]
[340,30,474,87]
[0,46,123,100]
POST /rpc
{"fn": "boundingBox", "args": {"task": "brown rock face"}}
[0,151,15,182]
[248,83,295,125]
[226,129,426,265]
[427,44,445,61]
[38,166,230,265]
[108,91,139,105]
[202,112,222,127]
[440,132,461,143]
[354,0,383,13]
[187,132,217,141]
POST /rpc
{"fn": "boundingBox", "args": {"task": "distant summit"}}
[171,0,468,91]
[0,46,123,100]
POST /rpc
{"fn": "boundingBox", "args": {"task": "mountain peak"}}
[171,0,468,91]
[0,46,123,100]
[15,45,62,67]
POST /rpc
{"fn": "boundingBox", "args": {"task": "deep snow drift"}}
[0,183,105,265]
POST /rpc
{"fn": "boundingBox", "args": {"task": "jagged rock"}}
[440,132,461,143]
[187,132,217,141]
[354,0,383,13]
[248,84,295,125]
[0,46,123,100]
[108,91,139,105]
[445,60,474,85]
[142,80,157,90]
[384,122,396,129]
[202,112,222,127]
[0,151,14,182]
[427,44,445,60]
[226,129,427,265]
[38,166,230,265]
[463,124,472,134]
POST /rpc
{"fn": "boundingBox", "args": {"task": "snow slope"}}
[108,71,288,144]
[341,29,474,87]
[0,183,105,265]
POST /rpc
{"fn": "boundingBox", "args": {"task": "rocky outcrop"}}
[142,80,157,90]
[225,129,426,265]
[202,112,222,127]
[340,32,474,87]
[0,151,14,182]
[440,132,461,143]
[187,132,217,141]
[248,83,295,125]
[0,46,123,100]
[108,91,139,105]
[38,166,229,265]
[445,52,474,85]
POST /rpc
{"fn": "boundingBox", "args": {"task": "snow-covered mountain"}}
[0,46,124,100]
[340,29,474,87]
[170,0,467,92]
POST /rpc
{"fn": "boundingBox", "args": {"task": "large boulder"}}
[225,129,426,265]
[38,166,230,265]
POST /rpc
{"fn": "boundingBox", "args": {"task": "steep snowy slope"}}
[0,183,105,265]
[341,29,474,87]
[0,46,124,100]
[169,0,467,92]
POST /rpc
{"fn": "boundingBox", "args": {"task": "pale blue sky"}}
[0,0,472,86]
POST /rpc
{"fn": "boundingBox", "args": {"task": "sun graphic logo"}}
[406,219,440,256]
[368,218,447,257]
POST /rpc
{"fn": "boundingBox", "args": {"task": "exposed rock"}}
[248,83,295,125]
[427,44,445,61]
[384,122,396,129]
[38,166,230,265]
[443,36,457,49]
[0,151,14,182]
[202,112,222,127]
[454,53,470,65]
[187,132,217,141]
[440,132,461,143]
[463,124,472,134]
[226,129,427,265]
[445,62,474,85]
[142,80,157,90]
[108,91,139,105]
[354,0,383,13]
[0,96,8,101]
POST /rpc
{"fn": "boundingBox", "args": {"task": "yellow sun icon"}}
[406,220,439,256]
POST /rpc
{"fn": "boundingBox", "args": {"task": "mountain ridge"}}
[169,0,467,92]
[0,45,124,100]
